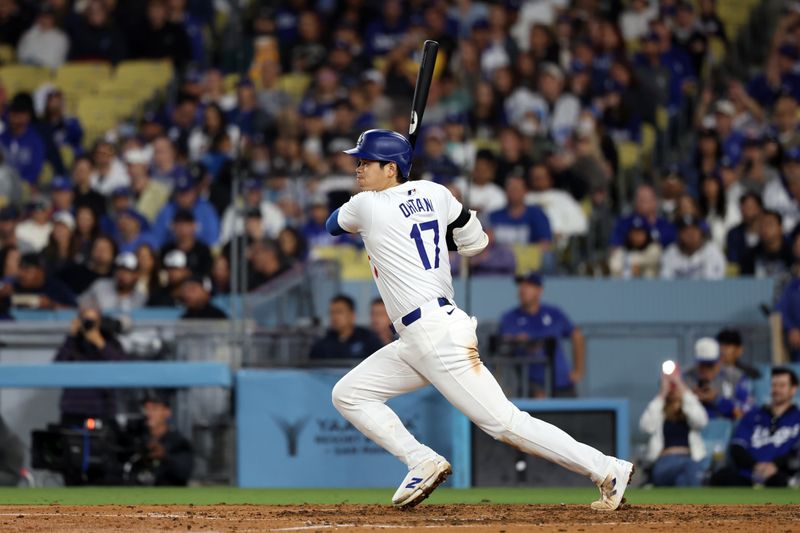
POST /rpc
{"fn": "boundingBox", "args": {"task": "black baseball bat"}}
[408,40,439,152]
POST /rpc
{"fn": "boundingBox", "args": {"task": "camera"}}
[31,414,151,486]
[81,318,97,331]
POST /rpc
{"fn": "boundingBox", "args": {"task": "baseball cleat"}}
[392,455,452,509]
[590,459,635,511]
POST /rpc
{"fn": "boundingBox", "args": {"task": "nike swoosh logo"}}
[446,309,455,315]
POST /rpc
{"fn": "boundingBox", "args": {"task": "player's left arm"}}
[569,327,585,384]
[446,194,488,256]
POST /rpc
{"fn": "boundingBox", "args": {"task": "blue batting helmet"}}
[343,129,412,178]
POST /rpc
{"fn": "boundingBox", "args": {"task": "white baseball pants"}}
[331,302,613,484]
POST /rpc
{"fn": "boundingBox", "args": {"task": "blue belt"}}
[390,297,451,336]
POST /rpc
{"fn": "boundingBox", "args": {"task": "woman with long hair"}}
[639,363,708,486]
[42,211,78,275]
[698,173,740,249]
[72,205,100,264]
[135,243,161,299]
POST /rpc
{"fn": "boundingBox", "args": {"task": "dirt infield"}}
[0,503,798,532]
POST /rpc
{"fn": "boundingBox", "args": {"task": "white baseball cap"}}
[52,210,75,231]
[124,147,152,165]
[163,249,188,269]
[115,251,139,271]
[694,337,720,363]
[714,100,736,117]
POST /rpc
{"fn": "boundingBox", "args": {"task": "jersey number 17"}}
[409,220,440,270]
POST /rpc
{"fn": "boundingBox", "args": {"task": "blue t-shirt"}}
[489,206,552,245]
[497,304,574,390]
[151,200,220,248]
[610,214,676,247]
[731,404,800,479]
[0,125,45,185]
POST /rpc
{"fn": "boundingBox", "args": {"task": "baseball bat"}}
[408,40,440,152]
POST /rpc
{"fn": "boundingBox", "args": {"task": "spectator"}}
[611,185,676,248]
[415,127,460,185]
[16,5,68,68]
[188,103,240,163]
[15,196,52,252]
[210,254,230,295]
[764,148,800,233]
[683,337,752,420]
[256,61,291,122]
[525,163,588,245]
[454,149,506,215]
[726,192,763,267]
[711,367,800,487]
[620,0,658,42]
[0,0,28,47]
[747,42,800,110]
[276,227,307,267]
[71,205,100,265]
[0,152,23,210]
[114,207,152,254]
[129,0,191,68]
[369,298,394,347]
[136,392,194,486]
[247,240,288,290]
[489,175,552,248]
[740,210,792,278]
[451,226,516,277]
[309,294,383,360]
[150,136,186,186]
[71,155,106,218]
[739,134,779,197]
[68,0,127,64]
[227,80,268,141]
[41,210,76,275]
[716,328,762,380]
[90,140,130,197]
[178,275,227,319]
[167,0,205,66]
[0,93,45,186]
[50,175,74,213]
[639,361,708,486]
[159,209,212,277]
[661,215,726,280]
[608,215,663,278]
[55,308,126,424]
[79,252,147,313]
[135,243,160,300]
[497,272,585,397]
[0,206,20,251]
[712,100,744,164]
[12,252,76,309]
[219,179,285,245]
[125,148,170,224]
[151,173,220,248]
[147,249,190,307]
[699,173,739,250]
[57,235,116,296]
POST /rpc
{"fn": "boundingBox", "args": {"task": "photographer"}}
[54,307,126,425]
[136,392,193,486]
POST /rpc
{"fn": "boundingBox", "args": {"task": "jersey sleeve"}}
[337,192,372,234]
[445,188,466,225]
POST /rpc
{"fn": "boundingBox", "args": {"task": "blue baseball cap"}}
[111,186,132,198]
[515,271,543,286]
[50,175,73,192]
[244,178,262,191]
[784,147,800,163]
[174,173,196,193]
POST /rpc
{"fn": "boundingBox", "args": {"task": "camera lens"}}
[82,318,96,330]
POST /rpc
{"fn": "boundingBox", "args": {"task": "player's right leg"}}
[331,341,450,508]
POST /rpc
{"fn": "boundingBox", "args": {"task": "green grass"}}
[0,487,798,506]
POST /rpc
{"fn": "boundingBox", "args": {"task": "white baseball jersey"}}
[337,180,462,322]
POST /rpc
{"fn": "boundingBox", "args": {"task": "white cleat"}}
[591,459,635,511]
[392,455,452,509]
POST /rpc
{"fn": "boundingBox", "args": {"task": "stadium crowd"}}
[0,0,798,310]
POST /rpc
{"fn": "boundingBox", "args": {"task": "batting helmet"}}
[343,129,412,179]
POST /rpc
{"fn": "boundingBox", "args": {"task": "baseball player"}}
[326,129,633,510]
